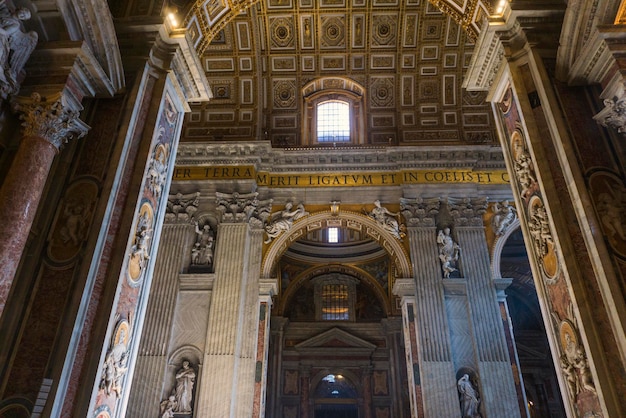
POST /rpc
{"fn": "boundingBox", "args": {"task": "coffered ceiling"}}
[179,0,500,146]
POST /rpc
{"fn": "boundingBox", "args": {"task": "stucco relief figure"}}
[160,395,177,418]
[100,324,129,397]
[0,4,37,96]
[528,204,553,259]
[172,360,196,413]
[597,189,626,241]
[491,200,516,236]
[192,222,214,266]
[265,202,308,243]
[513,151,537,199]
[147,143,168,199]
[457,374,481,418]
[560,354,578,400]
[131,212,152,271]
[59,199,89,246]
[573,346,595,393]
[369,200,404,239]
[437,228,460,278]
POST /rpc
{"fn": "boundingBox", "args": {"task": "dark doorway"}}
[314,403,358,418]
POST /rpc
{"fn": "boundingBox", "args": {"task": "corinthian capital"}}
[215,191,272,227]
[400,197,440,227]
[12,92,89,149]
[446,197,488,227]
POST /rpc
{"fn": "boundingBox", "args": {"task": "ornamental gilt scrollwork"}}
[12,92,89,148]
[216,191,272,227]
[400,197,441,227]
[265,201,309,243]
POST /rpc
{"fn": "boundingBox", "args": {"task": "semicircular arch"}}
[261,210,412,279]
[279,263,392,317]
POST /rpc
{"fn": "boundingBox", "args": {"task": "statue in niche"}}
[368,200,404,239]
[457,374,481,418]
[0,3,38,97]
[264,202,308,243]
[192,221,214,267]
[491,200,516,236]
[172,360,196,413]
[160,395,177,418]
[437,228,460,278]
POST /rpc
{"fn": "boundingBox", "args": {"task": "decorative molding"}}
[446,197,488,227]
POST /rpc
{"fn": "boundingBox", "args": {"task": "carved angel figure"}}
[265,202,308,243]
[0,3,37,96]
[160,395,177,418]
[100,329,129,397]
[491,200,516,236]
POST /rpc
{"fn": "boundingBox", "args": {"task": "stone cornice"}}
[175,142,507,172]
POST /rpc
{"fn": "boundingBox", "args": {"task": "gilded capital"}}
[12,92,89,149]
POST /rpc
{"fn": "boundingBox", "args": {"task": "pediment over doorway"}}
[295,327,376,355]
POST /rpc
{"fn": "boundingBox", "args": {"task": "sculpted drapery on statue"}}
[0,3,37,97]
[368,199,405,239]
[264,201,308,243]
[437,227,460,278]
[457,374,481,418]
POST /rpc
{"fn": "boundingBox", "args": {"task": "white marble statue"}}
[192,222,214,266]
[457,374,481,418]
[491,200,516,236]
[369,200,403,239]
[264,201,308,243]
[0,3,37,96]
[160,395,177,418]
[172,360,196,413]
[437,227,460,278]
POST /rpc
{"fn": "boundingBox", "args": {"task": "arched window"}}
[302,77,365,145]
[317,100,350,143]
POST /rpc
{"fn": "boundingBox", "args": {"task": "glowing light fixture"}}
[168,12,178,28]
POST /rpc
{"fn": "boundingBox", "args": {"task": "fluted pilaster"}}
[453,202,520,418]
[127,221,195,417]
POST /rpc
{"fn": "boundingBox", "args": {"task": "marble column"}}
[195,192,270,418]
[448,197,521,418]
[399,198,458,417]
[0,92,88,316]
